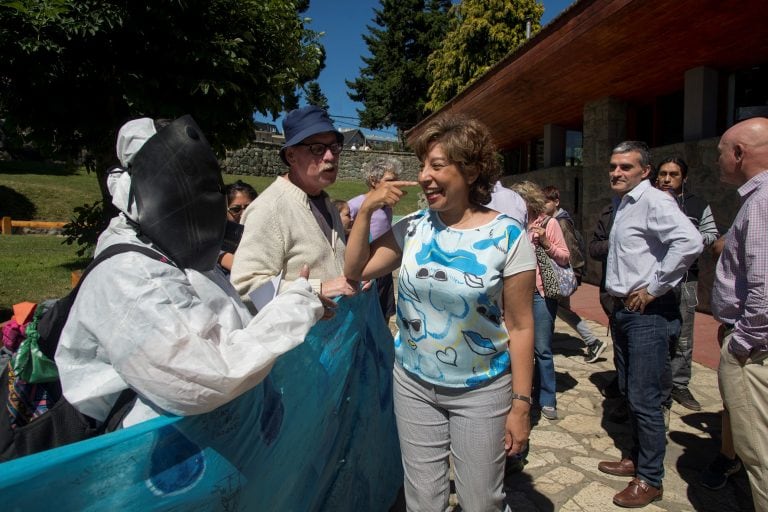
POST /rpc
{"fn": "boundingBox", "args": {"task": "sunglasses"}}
[416,268,447,281]
[227,204,250,214]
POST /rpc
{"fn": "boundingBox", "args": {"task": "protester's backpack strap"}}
[0,243,173,462]
[37,244,174,360]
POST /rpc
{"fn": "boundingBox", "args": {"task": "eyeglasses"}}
[227,204,250,214]
[296,142,343,156]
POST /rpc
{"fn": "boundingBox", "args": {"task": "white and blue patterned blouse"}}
[391,209,536,388]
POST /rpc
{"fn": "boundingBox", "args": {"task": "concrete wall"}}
[500,166,583,227]
[222,141,421,181]
[497,109,737,314]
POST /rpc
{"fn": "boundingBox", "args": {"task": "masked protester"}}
[55,116,327,428]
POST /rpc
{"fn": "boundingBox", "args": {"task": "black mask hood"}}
[129,115,226,272]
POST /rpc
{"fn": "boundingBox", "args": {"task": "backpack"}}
[573,228,587,272]
[0,243,171,462]
[555,215,586,279]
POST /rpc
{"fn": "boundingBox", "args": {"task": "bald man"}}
[712,117,768,509]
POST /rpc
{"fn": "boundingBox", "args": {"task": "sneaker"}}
[541,406,558,420]
[700,454,742,490]
[671,387,702,411]
[585,339,607,363]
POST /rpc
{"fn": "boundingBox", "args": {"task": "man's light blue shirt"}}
[606,180,703,298]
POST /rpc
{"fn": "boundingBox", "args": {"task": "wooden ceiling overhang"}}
[406,0,768,151]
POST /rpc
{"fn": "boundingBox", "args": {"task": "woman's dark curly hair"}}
[225,179,258,204]
[411,113,501,205]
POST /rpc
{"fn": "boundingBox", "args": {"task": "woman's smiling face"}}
[418,142,472,214]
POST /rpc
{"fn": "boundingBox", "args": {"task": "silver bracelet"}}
[511,393,532,404]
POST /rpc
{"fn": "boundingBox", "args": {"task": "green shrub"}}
[62,199,110,258]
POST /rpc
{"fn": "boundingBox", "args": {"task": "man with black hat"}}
[231,106,358,310]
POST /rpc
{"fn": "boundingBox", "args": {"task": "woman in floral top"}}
[345,114,536,511]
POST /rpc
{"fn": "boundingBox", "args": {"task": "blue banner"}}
[0,291,403,511]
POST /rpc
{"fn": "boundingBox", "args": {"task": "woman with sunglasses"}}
[345,114,536,511]
[218,180,257,273]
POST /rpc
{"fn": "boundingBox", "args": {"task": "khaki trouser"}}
[718,337,768,510]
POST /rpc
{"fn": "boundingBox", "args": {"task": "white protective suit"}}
[55,119,324,428]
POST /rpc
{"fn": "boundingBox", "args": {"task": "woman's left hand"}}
[504,406,530,456]
[530,225,550,249]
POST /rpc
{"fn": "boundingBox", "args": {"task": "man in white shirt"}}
[596,141,702,508]
[231,106,358,311]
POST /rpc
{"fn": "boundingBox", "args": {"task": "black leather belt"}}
[610,296,629,309]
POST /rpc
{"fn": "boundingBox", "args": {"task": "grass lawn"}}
[0,164,423,321]
[222,175,422,215]
[0,235,88,320]
[0,168,422,222]
[0,162,102,222]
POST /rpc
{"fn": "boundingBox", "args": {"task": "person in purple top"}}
[712,116,768,510]
[486,181,527,226]
[348,157,402,322]
[348,157,402,239]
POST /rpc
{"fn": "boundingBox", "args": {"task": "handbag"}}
[534,218,578,300]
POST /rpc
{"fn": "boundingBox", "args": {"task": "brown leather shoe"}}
[613,478,663,508]
[598,458,636,476]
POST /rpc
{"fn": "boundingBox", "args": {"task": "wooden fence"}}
[1,216,67,235]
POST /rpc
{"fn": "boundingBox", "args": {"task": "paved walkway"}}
[498,284,755,511]
[390,283,754,511]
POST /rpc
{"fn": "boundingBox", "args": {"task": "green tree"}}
[304,81,329,110]
[425,0,543,111]
[0,0,324,173]
[347,0,451,139]
[0,0,324,254]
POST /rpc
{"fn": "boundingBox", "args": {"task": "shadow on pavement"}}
[670,427,755,512]
[503,457,555,512]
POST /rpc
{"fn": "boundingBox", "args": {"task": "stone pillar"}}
[684,66,719,141]
[543,124,566,167]
[581,97,628,285]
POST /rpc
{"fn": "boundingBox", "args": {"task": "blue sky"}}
[256,0,576,138]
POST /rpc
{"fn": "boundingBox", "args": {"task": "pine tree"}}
[304,81,329,110]
[346,0,451,138]
[426,0,544,111]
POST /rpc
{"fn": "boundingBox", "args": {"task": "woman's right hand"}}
[529,225,550,249]
[361,181,418,214]
[504,405,531,457]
